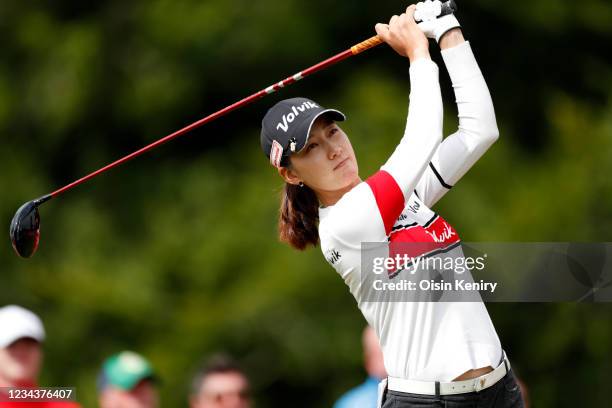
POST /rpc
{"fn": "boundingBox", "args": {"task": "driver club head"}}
[9,195,51,258]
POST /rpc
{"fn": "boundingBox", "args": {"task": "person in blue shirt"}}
[334,326,387,408]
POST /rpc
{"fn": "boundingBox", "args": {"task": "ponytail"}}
[279,183,320,250]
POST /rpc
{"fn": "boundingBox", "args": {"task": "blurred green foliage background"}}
[1,0,612,406]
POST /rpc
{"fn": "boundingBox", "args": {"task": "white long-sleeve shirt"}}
[318,42,502,381]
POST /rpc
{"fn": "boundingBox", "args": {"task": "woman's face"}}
[282,116,359,199]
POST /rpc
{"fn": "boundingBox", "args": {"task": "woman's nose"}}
[328,142,342,160]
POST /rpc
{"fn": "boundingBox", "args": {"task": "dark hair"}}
[279,182,320,250]
[190,353,248,396]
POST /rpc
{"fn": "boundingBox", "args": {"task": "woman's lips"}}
[334,158,349,170]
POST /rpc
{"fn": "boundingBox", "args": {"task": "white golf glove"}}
[415,0,461,43]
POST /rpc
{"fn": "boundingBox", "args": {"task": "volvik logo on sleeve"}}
[407,201,421,214]
[425,221,456,243]
[276,101,319,132]
[325,248,342,265]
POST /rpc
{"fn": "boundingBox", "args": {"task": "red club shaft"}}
[50,35,383,198]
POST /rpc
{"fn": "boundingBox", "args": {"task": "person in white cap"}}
[0,305,46,389]
[0,305,80,408]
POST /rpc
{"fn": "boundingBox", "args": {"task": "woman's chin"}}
[340,164,359,183]
[337,171,360,190]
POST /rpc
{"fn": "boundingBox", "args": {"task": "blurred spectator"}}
[97,351,158,408]
[333,326,387,408]
[189,354,250,408]
[0,304,81,407]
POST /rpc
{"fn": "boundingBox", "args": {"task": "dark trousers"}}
[381,370,524,408]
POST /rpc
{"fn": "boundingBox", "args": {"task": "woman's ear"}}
[278,166,301,186]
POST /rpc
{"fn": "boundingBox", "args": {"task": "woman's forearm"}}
[429,41,499,187]
[442,41,499,144]
[439,28,465,50]
[381,59,443,199]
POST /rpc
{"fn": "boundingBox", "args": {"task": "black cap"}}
[260,97,346,168]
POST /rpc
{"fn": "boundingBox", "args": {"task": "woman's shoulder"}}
[319,182,370,227]
[319,182,386,247]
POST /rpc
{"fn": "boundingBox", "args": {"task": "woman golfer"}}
[260,4,523,407]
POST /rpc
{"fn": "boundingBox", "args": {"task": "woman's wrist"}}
[408,47,431,63]
[439,28,465,50]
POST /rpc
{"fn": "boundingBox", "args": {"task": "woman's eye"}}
[329,128,338,136]
[307,143,318,151]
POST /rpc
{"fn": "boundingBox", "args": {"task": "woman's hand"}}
[375,5,430,63]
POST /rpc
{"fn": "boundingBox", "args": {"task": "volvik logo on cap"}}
[276,101,319,132]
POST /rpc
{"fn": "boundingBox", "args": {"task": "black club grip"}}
[414,0,458,22]
[441,0,458,17]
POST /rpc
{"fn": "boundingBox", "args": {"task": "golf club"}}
[9,0,457,258]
